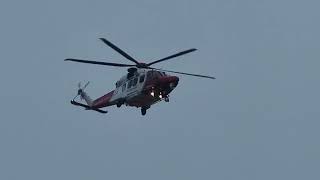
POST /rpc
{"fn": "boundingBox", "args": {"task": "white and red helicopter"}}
[65,38,215,115]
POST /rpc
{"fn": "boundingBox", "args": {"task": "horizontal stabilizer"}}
[71,100,108,114]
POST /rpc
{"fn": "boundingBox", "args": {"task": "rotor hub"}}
[136,63,149,69]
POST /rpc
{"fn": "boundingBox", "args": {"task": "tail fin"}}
[71,81,107,114]
[77,81,93,107]
[79,90,93,106]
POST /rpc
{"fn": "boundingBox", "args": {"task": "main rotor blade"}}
[147,48,197,66]
[65,58,135,67]
[99,38,140,65]
[151,68,215,80]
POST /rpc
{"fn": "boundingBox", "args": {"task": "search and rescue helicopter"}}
[65,38,215,115]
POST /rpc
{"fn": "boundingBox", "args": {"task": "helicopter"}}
[65,38,215,115]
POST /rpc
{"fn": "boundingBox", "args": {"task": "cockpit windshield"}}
[160,71,166,76]
[147,71,161,79]
[145,70,168,82]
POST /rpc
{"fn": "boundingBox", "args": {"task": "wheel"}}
[116,99,125,108]
[141,108,147,116]
[164,97,169,102]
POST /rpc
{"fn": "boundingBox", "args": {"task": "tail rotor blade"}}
[73,94,79,101]
[83,81,90,90]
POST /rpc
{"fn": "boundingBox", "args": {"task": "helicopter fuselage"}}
[89,69,179,110]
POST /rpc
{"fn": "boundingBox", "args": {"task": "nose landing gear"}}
[141,108,147,116]
[161,93,169,102]
[141,106,150,116]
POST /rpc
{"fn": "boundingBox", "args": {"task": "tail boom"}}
[72,87,114,113]
[91,90,115,108]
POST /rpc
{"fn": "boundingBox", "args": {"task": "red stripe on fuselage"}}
[92,90,115,108]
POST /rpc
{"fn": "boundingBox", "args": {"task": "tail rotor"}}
[70,81,106,114]
[73,81,90,101]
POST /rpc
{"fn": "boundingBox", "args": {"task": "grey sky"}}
[0,0,319,179]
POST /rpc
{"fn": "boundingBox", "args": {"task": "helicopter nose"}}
[159,76,179,88]
[172,76,179,84]
[170,76,179,89]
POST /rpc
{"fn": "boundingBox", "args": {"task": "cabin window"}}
[122,83,126,92]
[139,75,145,83]
[128,80,133,89]
[133,77,138,86]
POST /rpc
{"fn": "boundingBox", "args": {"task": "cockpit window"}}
[155,71,162,77]
[147,71,162,79]
[139,75,145,83]
[146,71,153,81]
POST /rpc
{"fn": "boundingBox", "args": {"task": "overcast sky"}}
[0,0,319,179]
